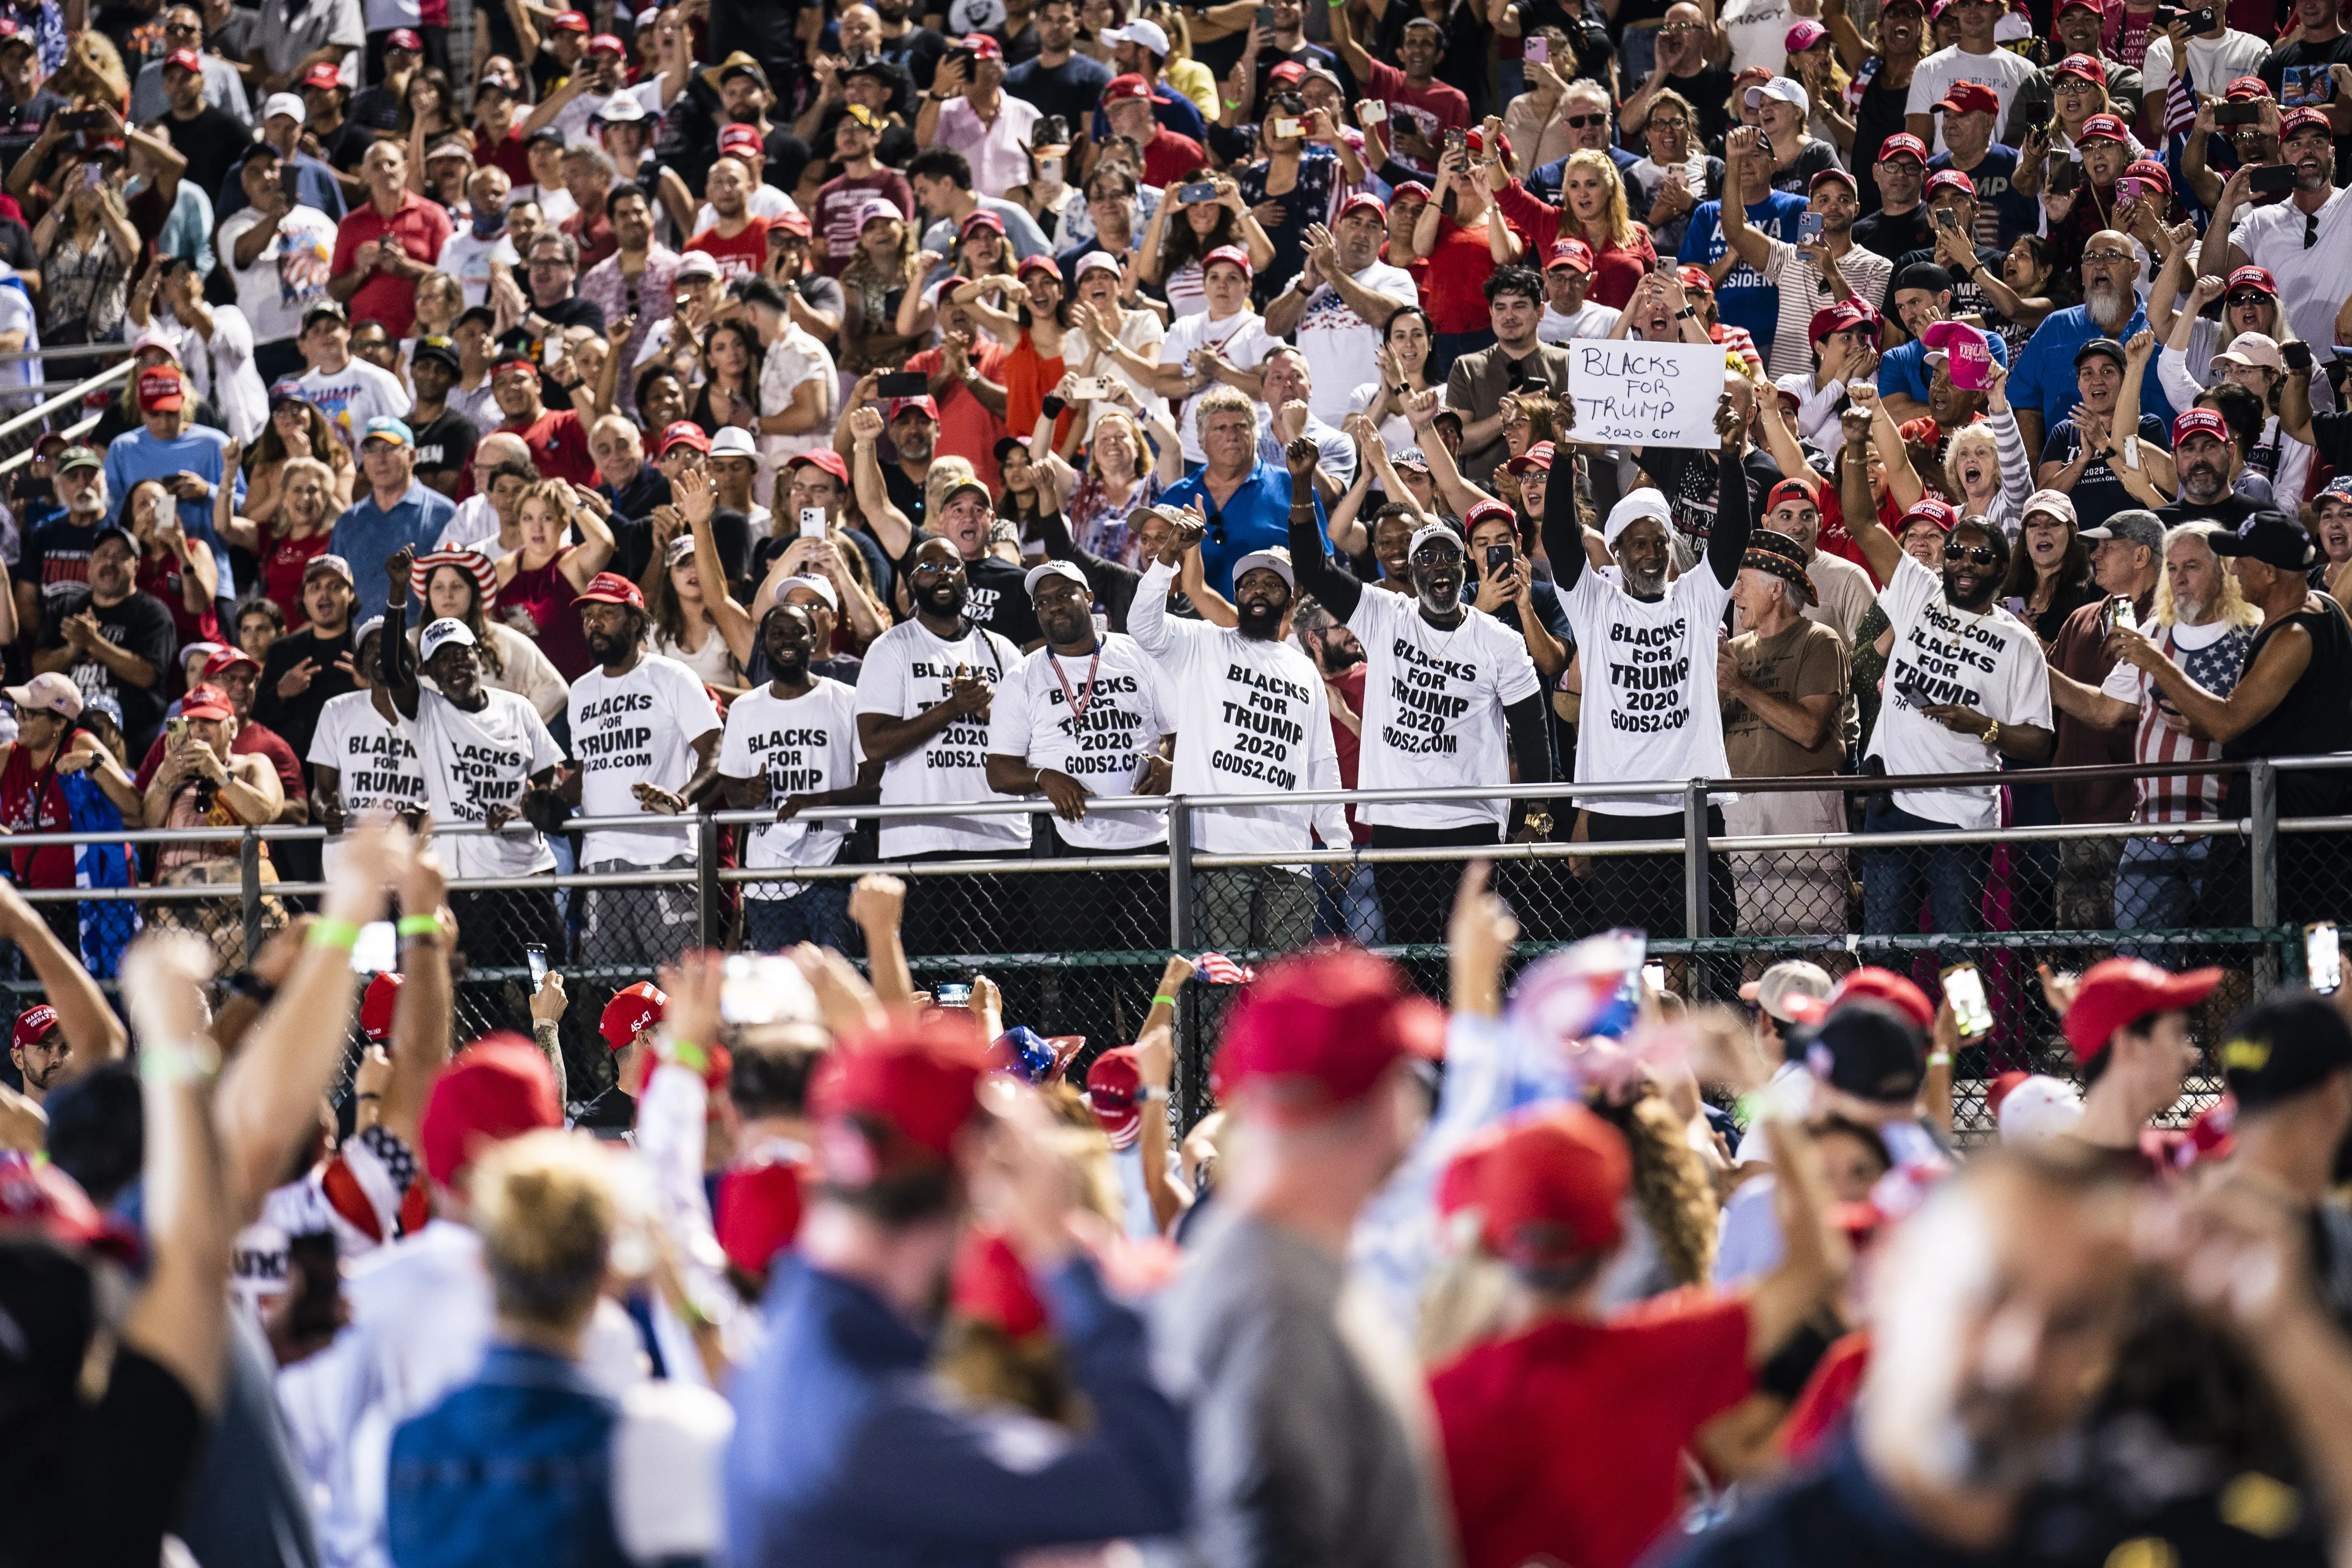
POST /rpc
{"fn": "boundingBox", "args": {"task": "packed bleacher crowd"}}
[9,0,2352,1559]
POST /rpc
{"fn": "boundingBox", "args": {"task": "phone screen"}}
[876,370,929,399]
[1640,961,1667,993]
[1941,964,1995,1038]
[2310,922,2342,993]
[935,981,974,1009]
[352,921,397,974]
[526,943,549,987]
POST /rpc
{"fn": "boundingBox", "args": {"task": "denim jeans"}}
[744,883,852,952]
[1861,799,1988,937]
[1314,860,1386,944]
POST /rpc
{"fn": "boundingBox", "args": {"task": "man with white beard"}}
[2007,229,2177,465]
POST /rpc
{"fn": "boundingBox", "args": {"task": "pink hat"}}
[1785,18,1830,50]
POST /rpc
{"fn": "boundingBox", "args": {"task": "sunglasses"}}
[1949,544,1997,565]
[1563,113,1607,128]
[2225,292,2270,308]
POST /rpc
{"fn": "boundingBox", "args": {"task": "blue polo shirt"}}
[2008,301,2177,440]
[1875,329,2009,405]
[1679,190,1808,359]
[330,481,458,619]
[104,423,244,539]
[1160,458,1328,596]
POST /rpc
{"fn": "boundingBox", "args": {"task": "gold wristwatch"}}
[1980,717,1999,745]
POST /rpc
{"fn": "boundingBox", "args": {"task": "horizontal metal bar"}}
[0,359,131,448]
[0,343,134,365]
[0,413,96,477]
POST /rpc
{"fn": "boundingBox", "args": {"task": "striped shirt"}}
[2100,617,2256,825]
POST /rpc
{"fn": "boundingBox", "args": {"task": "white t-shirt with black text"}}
[719,678,864,888]
[309,688,425,878]
[987,634,1175,851]
[403,686,563,877]
[1344,589,1541,832]
[855,618,1032,858]
[568,652,724,868]
[1161,308,1280,463]
[1127,560,1348,854]
[1869,550,2051,829]
[1560,557,1735,816]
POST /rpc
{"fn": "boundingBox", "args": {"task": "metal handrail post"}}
[695,812,720,949]
[1683,779,1709,996]
[2252,759,2280,989]
[240,827,263,966]
[1168,796,1203,1130]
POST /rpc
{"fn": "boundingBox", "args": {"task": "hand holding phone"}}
[1797,211,1825,242]
[2310,922,2343,992]
[877,369,929,398]
[1941,963,1995,1039]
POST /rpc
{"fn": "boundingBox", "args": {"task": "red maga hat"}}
[789,447,850,483]
[1875,133,1929,164]
[1934,80,1999,118]
[1085,1045,1144,1145]
[600,980,666,1053]
[1546,237,1594,272]
[2173,408,2231,445]
[574,572,646,609]
[360,971,403,1043]
[2077,112,2131,143]
[951,1228,1048,1336]
[2227,264,2279,297]
[715,1158,806,1277]
[810,1011,988,1182]
[1829,965,1936,1032]
[9,1004,55,1054]
[1210,947,1445,1118]
[2063,958,2223,1064]
[137,365,186,412]
[419,1036,561,1186]
[658,419,711,456]
[1441,1104,1632,1267]
[551,9,590,29]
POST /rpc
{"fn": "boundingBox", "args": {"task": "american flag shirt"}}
[2099,616,2256,828]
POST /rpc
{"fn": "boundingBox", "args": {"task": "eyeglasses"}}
[1563,113,1607,128]
[164,19,199,33]
[2308,210,2321,250]
[1207,508,1227,546]
[1649,116,1689,131]
[1950,544,1997,565]
[1661,21,1701,31]
[2080,249,2133,265]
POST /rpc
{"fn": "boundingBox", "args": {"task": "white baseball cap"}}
[419,617,478,660]
[1997,1075,2083,1143]
[778,574,837,610]
[1024,559,1090,596]
[1743,75,1811,118]
[1102,18,1169,54]
[1230,546,1294,589]
[1406,521,1464,558]
[261,92,307,125]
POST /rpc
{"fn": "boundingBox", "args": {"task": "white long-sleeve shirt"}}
[1128,559,1347,855]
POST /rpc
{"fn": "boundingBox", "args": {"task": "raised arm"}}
[1705,393,1753,588]
[1836,396,1904,583]
[0,880,124,1077]
[847,405,916,561]
[1284,436,1360,621]
[677,466,756,667]
[378,545,421,719]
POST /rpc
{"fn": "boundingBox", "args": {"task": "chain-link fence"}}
[7,757,2348,1136]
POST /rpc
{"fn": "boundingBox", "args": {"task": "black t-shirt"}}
[879,26,951,92]
[161,103,252,210]
[1003,51,1115,128]
[2262,36,2352,169]
[1892,240,2009,332]
[349,82,403,134]
[311,115,377,175]
[2156,491,2267,532]
[21,515,104,617]
[1665,66,1738,150]
[409,407,478,487]
[1852,204,1934,266]
[964,554,1041,646]
[2038,413,2172,531]
[1769,140,1847,199]
[0,87,67,174]
[6,1346,204,1568]
[882,461,930,539]
[749,524,894,608]
[36,587,178,752]
[252,623,358,761]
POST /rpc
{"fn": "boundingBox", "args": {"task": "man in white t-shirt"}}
[1263,194,1419,427]
[1130,529,1346,955]
[217,143,339,382]
[2136,10,2266,131]
[986,560,1175,954]
[1536,239,1620,344]
[1838,406,2054,937]
[855,533,1032,958]
[308,615,426,879]
[1903,0,2041,155]
[1285,472,1550,947]
[721,600,881,953]
[373,546,566,969]
[1538,383,1752,951]
[1156,246,1280,464]
[277,300,413,451]
[435,167,521,309]
[565,570,724,968]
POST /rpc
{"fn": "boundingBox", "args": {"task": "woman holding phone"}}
[1138,175,1274,320]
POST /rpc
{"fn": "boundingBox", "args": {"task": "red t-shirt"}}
[1779,1328,1870,1461]
[1365,59,1470,175]
[1422,212,1528,335]
[262,529,333,630]
[134,721,307,806]
[503,407,597,489]
[330,192,457,339]
[686,217,773,284]
[1141,128,1208,192]
[561,207,617,273]
[905,340,1013,495]
[814,170,916,275]
[137,548,218,647]
[1328,660,1369,844]
[1430,1292,1754,1568]
[475,125,531,185]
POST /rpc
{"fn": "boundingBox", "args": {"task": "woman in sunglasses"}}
[1626,89,1723,258]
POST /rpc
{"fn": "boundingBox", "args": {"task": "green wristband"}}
[1152,993,1178,1008]
[1927,1051,1953,1068]
[669,1037,711,1076]
[309,917,361,951]
[396,914,440,936]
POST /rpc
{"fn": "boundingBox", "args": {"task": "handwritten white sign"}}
[1563,339,1726,450]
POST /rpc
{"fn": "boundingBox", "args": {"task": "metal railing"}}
[7,754,2344,1129]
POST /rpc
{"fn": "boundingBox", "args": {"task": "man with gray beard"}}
[2007,228,2177,463]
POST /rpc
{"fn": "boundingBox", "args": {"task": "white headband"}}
[1603,487,1673,548]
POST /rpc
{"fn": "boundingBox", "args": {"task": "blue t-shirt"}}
[330,482,459,620]
[1875,329,2010,404]
[2009,302,2178,440]
[1158,459,1328,596]
[1679,190,1808,357]
[103,424,244,544]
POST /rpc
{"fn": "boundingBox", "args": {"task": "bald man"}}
[2006,227,2175,462]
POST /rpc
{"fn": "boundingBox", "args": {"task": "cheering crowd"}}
[12,0,2352,1561]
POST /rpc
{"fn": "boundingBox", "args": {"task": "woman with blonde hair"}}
[497,480,617,680]
[387,1127,732,1568]
[219,449,336,629]
[1136,0,1217,122]
[1488,147,1657,310]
